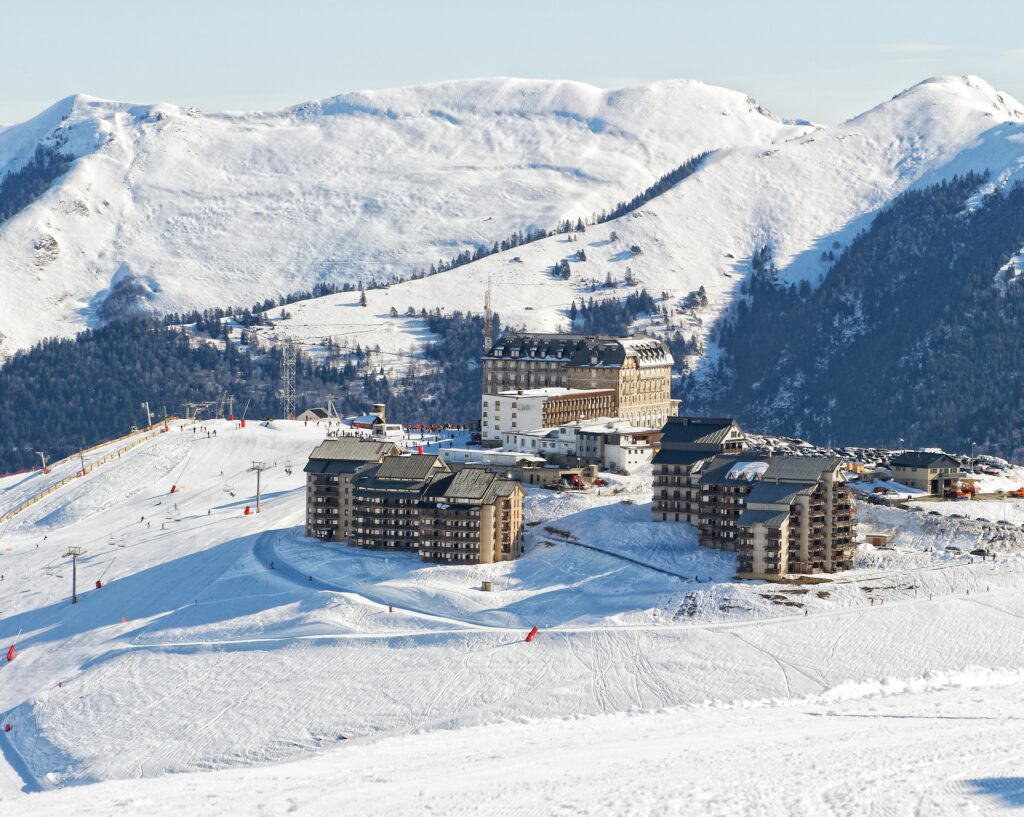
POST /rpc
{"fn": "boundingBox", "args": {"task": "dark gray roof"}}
[762,456,842,482]
[697,455,762,486]
[304,459,373,476]
[660,416,740,447]
[736,509,791,528]
[652,448,714,466]
[890,451,960,469]
[301,438,397,470]
[746,481,816,506]
[697,454,841,487]
[427,469,498,502]
[376,454,446,481]
[485,333,670,368]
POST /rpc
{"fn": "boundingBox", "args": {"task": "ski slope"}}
[10,680,1024,817]
[2,422,1024,813]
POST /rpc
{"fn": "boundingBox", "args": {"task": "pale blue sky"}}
[3,0,1022,124]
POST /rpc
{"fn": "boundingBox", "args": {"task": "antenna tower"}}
[483,277,493,353]
[277,340,297,419]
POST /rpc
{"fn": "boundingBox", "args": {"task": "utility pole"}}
[277,340,297,419]
[248,461,269,512]
[63,546,86,604]
[141,401,153,428]
[35,451,49,474]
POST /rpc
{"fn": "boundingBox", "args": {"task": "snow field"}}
[2,421,1024,804]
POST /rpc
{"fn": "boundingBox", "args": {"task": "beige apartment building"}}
[347,454,525,564]
[304,438,403,541]
[482,333,678,432]
[652,417,856,576]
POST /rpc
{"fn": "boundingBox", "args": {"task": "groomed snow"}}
[3,422,1024,814]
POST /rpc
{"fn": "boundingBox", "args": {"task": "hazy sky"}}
[3,0,1023,125]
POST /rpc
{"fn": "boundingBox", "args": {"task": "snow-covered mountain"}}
[0,78,805,355]
[2,75,1023,366]
[256,76,1024,377]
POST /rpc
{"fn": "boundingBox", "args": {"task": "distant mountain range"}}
[2,74,1020,362]
[3,74,1024,456]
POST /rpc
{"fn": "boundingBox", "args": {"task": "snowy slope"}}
[260,76,1024,376]
[0,79,805,356]
[4,421,1024,801]
[11,683,1024,816]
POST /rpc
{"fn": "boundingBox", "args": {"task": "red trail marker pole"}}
[525,626,539,643]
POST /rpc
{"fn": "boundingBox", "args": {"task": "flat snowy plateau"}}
[2,421,1024,814]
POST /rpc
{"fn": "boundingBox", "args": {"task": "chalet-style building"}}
[482,334,678,435]
[348,454,525,564]
[889,451,962,494]
[304,438,403,541]
[653,417,856,577]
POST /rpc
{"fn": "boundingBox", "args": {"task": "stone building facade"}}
[482,334,678,432]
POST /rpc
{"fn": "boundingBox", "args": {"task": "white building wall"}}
[481,393,548,442]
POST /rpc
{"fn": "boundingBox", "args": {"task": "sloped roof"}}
[485,333,670,368]
[304,459,372,475]
[697,455,762,486]
[736,509,791,529]
[652,448,714,466]
[746,481,816,506]
[697,454,841,487]
[762,456,842,482]
[890,451,961,469]
[305,438,400,465]
[660,416,739,447]
[376,454,446,481]
[435,468,498,501]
